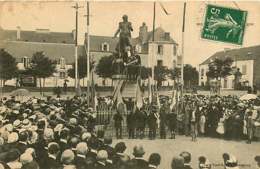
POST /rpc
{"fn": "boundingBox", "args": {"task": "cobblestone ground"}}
[112,136,260,169]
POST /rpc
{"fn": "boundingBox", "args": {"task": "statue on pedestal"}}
[112,15,141,78]
[114,14,133,54]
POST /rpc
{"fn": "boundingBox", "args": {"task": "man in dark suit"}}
[112,142,127,168]
[148,153,161,169]
[148,110,157,140]
[127,110,136,139]
[160,102,169,139]
[99,136,114,160]
[94,150,109,169]
[58,129,70,153]
[44,142,61,169]
[16,131,29,154]
[135,108,147,139]
[130,145,148,169]
[75,142,89,169]
[113,111,123,139]
[180,151,193,169]
[86,137,99,167]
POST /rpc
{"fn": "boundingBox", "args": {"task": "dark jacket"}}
[43,156,60,169]
[129,158,148,169]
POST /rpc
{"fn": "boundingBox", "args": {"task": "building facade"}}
[0,23,178,87]
[199,45,260,89]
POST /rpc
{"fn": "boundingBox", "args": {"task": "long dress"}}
[216,118,225,135]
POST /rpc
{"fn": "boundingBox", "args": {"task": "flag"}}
[136,81,143,109]
[148,77,152,103]
[159,2,171,15]
[116,91,123,107]
[156,93,161,109]
[170,90,176,110]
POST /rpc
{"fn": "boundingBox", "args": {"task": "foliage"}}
[30,51,56,78]
[183,64,199,87]
[154,65,168,87]
[169,67,181,81]
[68,55,94,79]
[140,66,151,80]
[95,55,114,79]
[0,49,17,82]
[206,57,233,80]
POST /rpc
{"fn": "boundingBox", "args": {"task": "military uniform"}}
[127,112,136,139]
[148,112,157,140]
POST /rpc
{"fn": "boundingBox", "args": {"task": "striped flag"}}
[170,90,177,110]
[136,81,143,109]
[156,93,161,109]
[159,2,171,15]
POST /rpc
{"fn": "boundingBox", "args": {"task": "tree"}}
[154,65,168,87]
[0,49,17,86]
[68,55,94,86]
[206,57,233,92]
[30,51,56,93]
[140,66,151,80]
[183,64,199,88]
[169,67,181,81]
[206,57,233,80]
[95,55,114,85]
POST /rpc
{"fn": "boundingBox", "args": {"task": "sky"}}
[0,1,260,67]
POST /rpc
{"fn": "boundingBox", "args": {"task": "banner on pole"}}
[201,4,247,45]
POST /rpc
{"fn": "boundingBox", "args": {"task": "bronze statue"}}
[114,15,133,54]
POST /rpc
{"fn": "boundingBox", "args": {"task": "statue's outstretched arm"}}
[129,23,133,31]
[114,23,121,37]
[114,28,120,38]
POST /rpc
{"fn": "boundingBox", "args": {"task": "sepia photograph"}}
[0,1,260,169]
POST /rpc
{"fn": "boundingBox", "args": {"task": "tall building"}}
[199,45,260,89]
[0,23,179,87]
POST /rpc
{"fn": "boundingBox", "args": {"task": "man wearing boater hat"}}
[130,145,148,169]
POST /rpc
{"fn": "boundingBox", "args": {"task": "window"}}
[157,45,163,55]
[242,65,247,75]
[60,72,66,79]
[22,57,30,69]
[157,60,163,66]
[60,57,65,69]
[201,68,204,76]
[224,79,228,88]
[102,42,109,52]
[173,45,177,56]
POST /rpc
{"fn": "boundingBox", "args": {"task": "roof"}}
[0,28,75,44]
[86,34,118,53]
[200,45,260,65]
[1,26,177,54]
[86,27,177,54]
[0,41,85,64]
[146,27,177,44]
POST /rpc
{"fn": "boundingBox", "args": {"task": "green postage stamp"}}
[201,4,247,45]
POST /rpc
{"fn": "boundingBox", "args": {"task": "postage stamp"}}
[201,4,247,45]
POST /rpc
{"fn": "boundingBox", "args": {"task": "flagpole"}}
[181,2,186,109]
[150,1,156,102]
[86,1,90,105]
[72,3,82,91]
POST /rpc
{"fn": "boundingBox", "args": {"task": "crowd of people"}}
[0,93,259,169]
[113,94,260,143]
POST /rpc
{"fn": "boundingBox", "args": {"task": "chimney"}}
[72,29,76,41]
[139,22,148,44]
[17,26,21,40]
[164,32,170,41]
